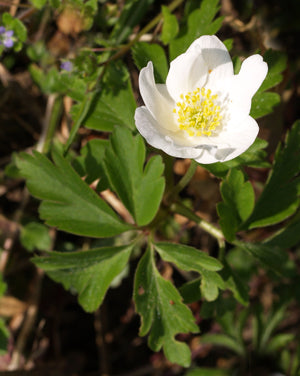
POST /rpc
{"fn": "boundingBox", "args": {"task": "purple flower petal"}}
[60,61,73,72]
[5,30,14,37]
[4,38,14,48]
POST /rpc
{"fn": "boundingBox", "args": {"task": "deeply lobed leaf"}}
[155,242,224,302]
[250,49,286,119]
[71,62,136,131]
[103,127,165,226]
[161,5,179,45]
[169,0,223,60]
[17,149,131,237]
[33,245,133,312]
[217,169,255,241]
[134,247,198,367]
[246,120,300,229]
[132,42,169,83]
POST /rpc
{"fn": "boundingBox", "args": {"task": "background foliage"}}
[0,0,299,375]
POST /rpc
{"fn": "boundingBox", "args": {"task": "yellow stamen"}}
[173,87,222,137]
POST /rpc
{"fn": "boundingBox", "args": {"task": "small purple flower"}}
[60,61,73,72]
[0,27,14,48]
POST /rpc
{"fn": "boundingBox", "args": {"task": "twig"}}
[6,84,60,370]
[100,189,135,224]
[0,189,29,274]
[0,1,30,8]
[8,268,44,370]
[36,94,62,154]
[9,0,19,16]
[94,305,110,376]
[18,8,36,21]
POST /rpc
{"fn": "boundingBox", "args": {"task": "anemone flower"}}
[134,35,268,164]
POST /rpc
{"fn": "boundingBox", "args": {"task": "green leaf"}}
[201,333,244,356]
[0,319,9,355]
[154,242,224,302]
[258,50,287,93]
[33,245,132,312]
[72,138,109,188]
[50,0,60,7]
[249,49,286,119]
[246,120,300,229]
[179,278,202,304]
[260,304,288,350]
[0,275,8,355]
[223,38,233,51]
[169,0,223,60]
[201,138,270,178]
[0,274,6,297]
[264,212,300,249]
[226,247,256,281]
[250,92,280,119]
[71,62,136,131]
[266,333,295,354]
[17,149,131,237]
[220,260,249,306]
[200,269,225,302]
[29,65,87,97]
[2,12,27,52]
[134,247,198,367]
[185,368,230,376]
[103,127,165,226]
[217,169,255,241]
[20,222,51,252]
[236,242,289,275]
[200,296,237,320]
[110,0,155,44]
[65,90,99,154]
[30,0,47,8]
[132,42,169,83]
[161,6,179,45]
[154,242,223,272]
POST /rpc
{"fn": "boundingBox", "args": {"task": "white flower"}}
[134,35,268,164]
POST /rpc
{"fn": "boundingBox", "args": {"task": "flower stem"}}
[170,202,226,259]
[166,159,198,202]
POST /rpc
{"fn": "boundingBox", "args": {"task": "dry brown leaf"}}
[57,6,85,35]
[0,296,28,318]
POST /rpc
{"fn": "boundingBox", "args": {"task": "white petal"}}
[194,146,230,164]
[221,115,259,161]
[217,55,268,115]
[135,107,202,159]
[238,55,268,98]
[189,35,234,87]
[139,62,177,131]
[194,116,259,164]
[166,44,207,101]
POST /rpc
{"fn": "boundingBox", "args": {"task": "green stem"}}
[36,94,63,154]
[162,154,174,194]
[166,160,198,202]
[171,202,226,258]
[100,0,185,66]
[63,90,98,156]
